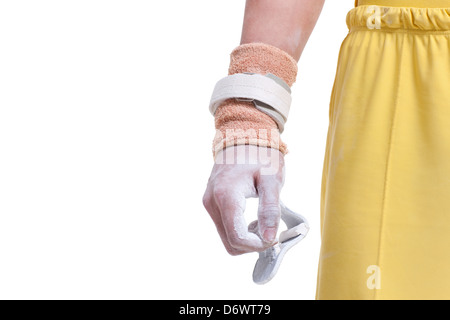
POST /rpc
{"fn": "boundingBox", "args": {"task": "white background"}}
[0,0,353,300]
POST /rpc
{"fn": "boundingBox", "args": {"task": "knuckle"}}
[275,170,285,184]
[227,233,243,248]
[259,203,280,216]
[225,246,243,256]
[202,192,212,211]
[259,204,280,228]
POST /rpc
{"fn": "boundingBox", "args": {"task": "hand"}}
[202,145,285,255]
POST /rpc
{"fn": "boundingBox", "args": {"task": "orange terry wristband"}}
[212,43,298,158]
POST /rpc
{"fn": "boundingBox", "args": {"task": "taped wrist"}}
[212,43,298,158]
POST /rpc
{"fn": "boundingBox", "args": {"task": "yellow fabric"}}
[357,0,450,7]
[317,5,450,300]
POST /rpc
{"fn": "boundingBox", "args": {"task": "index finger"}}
[214,186,268,253]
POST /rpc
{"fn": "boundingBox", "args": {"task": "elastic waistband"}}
[347,6,450,32]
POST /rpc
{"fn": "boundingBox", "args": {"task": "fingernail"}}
[263,228,277,243]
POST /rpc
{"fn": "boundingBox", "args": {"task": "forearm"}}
[240,0,325,61]
[211,0,325,157]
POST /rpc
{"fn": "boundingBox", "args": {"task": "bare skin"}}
[241,0,325,61]
[203,0,325,256]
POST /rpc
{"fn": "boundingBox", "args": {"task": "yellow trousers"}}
[317,2,450,299]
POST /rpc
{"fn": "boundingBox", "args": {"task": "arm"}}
[203,0,325,255]
[241,0,325,61]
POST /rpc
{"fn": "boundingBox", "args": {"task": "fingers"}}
[203,179,282,254]
[214,184,267,253]
[257,175,282,244]
[203,175,273,254]
[203,189,246,256]
[202,145,285,255]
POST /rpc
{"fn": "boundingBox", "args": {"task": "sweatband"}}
[209,72,292,132]
[211,43,298,158]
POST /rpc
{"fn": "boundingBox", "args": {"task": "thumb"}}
[257,179,281,244]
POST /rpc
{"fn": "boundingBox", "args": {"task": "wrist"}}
[211,42,298,158]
